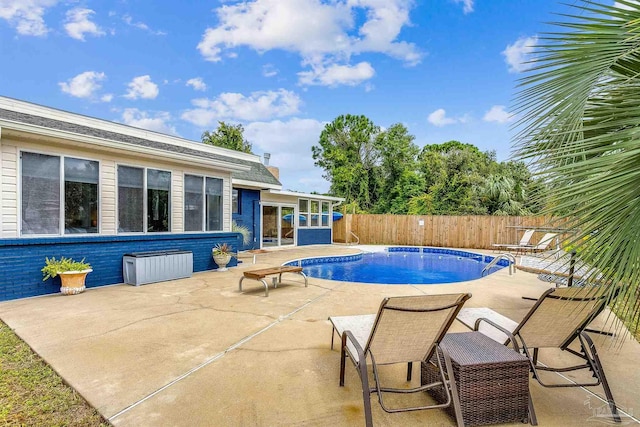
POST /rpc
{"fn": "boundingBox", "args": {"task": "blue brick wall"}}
[232,188,260,251]
[0,233,241,301]
[298,228,332,246]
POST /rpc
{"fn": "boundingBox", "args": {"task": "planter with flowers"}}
[42,257,92,295]
[212,243,235,272]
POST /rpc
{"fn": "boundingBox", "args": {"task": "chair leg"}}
[340,333,347,386]
[528,393,538,425]
[441,348,464,427]
[357,356,374,427]
[407,362,412,381]
[582,334,621,423]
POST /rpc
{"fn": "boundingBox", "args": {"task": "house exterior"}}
[0,96,342,301]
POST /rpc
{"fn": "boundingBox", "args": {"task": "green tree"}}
[412,141,492,214]
[478,161,543,215]
[373,123,424,214]
[202,121,253,153]
[514,0,640,328]
[312,114,381,210]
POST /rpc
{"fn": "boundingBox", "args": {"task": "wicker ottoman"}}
[422,332,532,426]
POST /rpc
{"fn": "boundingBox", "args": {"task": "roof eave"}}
[0,120,251,173]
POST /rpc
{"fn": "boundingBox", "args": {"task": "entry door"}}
[261,204,296,248]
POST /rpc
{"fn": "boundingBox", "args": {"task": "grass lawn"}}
[0,320,109,426]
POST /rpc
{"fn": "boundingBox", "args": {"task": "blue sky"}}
[0,0,579,193]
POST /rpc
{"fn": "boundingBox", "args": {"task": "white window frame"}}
[183,173,225,232]
[260,202,297,248]
[116,164,172,234]
[298,198,332,229]
[19,150,101,237]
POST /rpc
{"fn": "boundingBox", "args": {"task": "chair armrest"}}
[342,330,367,366]
[474,317,520,352]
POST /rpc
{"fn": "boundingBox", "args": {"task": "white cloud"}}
[244,118,329,192]
[483,105,514,124]
[0,0,57,36]
[59,71,106,98]
[181,89,302,126]
[453,0,474,14]
[298,61,375,87]
[262,64,278,78]
[502,35,538,73]
[101,93,113,103]
[64,8,104,41]
[196,0,420,87]
[121,108,177,135]
[124,75,159,100]
[427,108,460,127]
[122,14,166,35]
[186,77,207,91]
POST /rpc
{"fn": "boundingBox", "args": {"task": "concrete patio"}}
[0,245,638,426]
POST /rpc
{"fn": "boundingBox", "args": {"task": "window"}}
[117,166,171,233]
[184,174,224,231]
[147,169,171,232]
[310,200,319,226]
[64,157,98,234]
[21,152,98,235]
[118,166,144,232]
[298,198,330,228]
[232,189,239,214]
[206,177,223,231]
[321,201,330,227]
[184,175,203,231]
[299,199,309,226]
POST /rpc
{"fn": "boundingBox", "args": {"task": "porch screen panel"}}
[118,166,144,232]
[21,152,60,235]
[205,177,223,231]
[147,169,170,232]
[184,175,203,231]
[64,157,98,234]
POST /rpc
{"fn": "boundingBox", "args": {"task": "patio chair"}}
[523,232,558,254]
[460,286,621,423]
[329,293,471,427]
[501,232,558,255]
[492,229,535,251]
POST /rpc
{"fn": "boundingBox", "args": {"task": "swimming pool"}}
[284,247,508,285]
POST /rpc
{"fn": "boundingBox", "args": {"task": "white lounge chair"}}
[492,229,535,252]
[523,232,557,254]
[500,232,557,255]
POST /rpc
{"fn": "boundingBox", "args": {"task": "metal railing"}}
[482,253,516,276]
[349,231,360,245]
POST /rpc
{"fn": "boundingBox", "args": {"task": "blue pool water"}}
[286,248,506,285]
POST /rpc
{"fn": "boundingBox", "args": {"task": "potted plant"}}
[212,243,235,271]
[42,257,92,295]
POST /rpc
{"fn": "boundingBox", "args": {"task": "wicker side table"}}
[422,332,534,426]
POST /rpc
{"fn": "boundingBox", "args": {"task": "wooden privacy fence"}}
[333,214,557,250]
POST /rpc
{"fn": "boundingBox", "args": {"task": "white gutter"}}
[232,178,282,191]
[266,189,345,202]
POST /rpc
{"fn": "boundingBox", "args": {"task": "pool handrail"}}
[482,253,515,276]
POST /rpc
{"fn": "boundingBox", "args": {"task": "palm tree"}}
[514,0,640,333]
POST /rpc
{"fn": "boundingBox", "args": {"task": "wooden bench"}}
[238,266,308,297]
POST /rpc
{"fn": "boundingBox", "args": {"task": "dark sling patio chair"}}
[329,293,471,427]
[468,286,621,423]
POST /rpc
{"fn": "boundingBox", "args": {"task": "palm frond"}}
[514,0,640,335]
